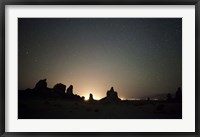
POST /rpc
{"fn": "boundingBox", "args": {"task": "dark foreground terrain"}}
[19,98,181,119]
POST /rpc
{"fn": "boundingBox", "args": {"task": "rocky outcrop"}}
[166,93,172,101]
[34,79,47,91]
[175,87,182,102]
[66,85,73,96]
[53,83,66,95]
[88,93,94,102]
[20,79,84,101]
[100,87,121,103]
[106,87,119,100]
[65,85,83,101]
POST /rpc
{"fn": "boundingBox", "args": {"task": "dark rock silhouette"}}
[166,93,172,101]
[66,85,73,96]
[107,87,118,99]
[34,79,47,91]
[81,96,85,100]
[19,79,84,101]
[100,87,121,103]
[88,93,94,102]
[65,85,83,101]
[175,87,182,102]
[53,83,66,95]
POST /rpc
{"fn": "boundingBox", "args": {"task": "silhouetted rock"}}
[64,85,83,101]
[89,93,94,101]
[100,87,121,103]
[81,96,85,100]
[19,79,85,101]
[53,83,66,95]
[66,85,73,96]
[34,79,47,91]
[107,87,120,100]
[166,93,172,101]
[175,87,182,102]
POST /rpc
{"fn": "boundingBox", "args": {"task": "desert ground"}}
[18,98,182,119]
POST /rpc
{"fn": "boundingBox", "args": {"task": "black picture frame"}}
[0,0,199,136]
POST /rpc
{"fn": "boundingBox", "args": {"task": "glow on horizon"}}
[82,93,102,100]
[127,98,141,100]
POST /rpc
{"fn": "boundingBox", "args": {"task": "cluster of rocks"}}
[22,79,83,101]
[20,79,122,103]
[19,78,182,105]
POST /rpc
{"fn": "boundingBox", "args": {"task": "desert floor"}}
[18,99,182,119]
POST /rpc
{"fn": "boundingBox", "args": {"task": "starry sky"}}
[18,18,182,100]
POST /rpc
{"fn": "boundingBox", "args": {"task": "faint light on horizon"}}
[127,98,141,100]
[152,98,159,100]
[82,92,102,100]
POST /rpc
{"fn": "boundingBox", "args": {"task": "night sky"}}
[18,18,182,100]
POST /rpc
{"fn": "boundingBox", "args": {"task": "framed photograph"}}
[0,0,199,136]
